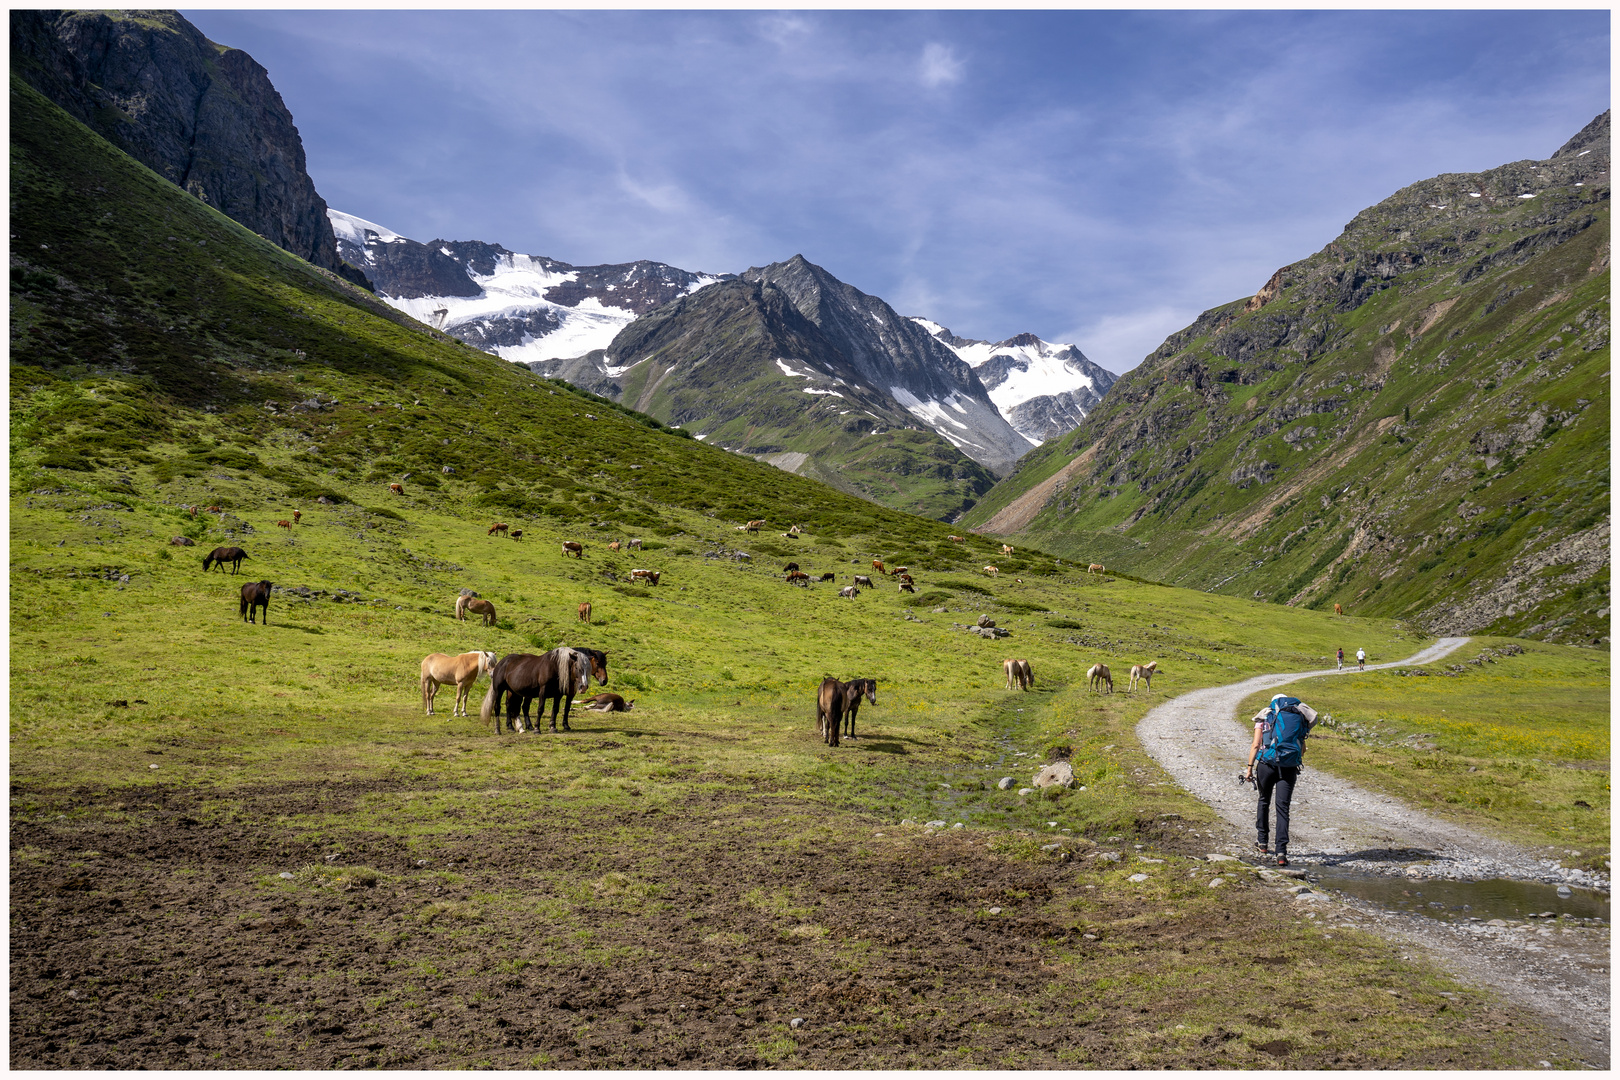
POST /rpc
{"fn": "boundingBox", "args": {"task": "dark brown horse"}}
[816,677,846,747]
[204,547,249,574]
[838,678,878,740]
[239,580,271,624]
[480,647,608,734]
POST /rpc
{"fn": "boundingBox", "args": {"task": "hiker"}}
[1356,647,1366,671]
[1245,694,1319,867]
[1336,647,1344,670]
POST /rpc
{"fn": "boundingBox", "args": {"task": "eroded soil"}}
[11,778,1577,1069]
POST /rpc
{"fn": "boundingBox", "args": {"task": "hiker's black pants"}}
[1255,762,1299,851]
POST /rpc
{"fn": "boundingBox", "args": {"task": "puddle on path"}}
[1310,867,1610,924]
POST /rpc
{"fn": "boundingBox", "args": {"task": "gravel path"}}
[1137,638,1611,1067]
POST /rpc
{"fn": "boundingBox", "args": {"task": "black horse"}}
[204,546,249,574]
[239,580,272,624]
[480,647,608,734]
[839,678,878,740]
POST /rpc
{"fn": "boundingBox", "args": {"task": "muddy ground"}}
[11,778,1573,1069]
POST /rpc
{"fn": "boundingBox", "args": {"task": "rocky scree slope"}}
[964,111,1610,646]
[329,209,726,364]
[552,267,1002,520]
[11,9,372,291]
[9,74,1035,567]
[916,320,1117,444]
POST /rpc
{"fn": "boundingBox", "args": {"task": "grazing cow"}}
[203,546,249,574]
[898,581,915,594]
[892,566,909,576]
[735,525,749,532]
[838,586,860,599]
[627,538,643,550]
[510,529,523,541]
[786,571,810,584]
[578,602,592,624]
[389,483,404,495]
[169,536,195,546]
[239,580,272,624]
[292,510,300,525]
[819,572,836,582]
[983,565,998,577]
[898,573,915,584]
[187,505,198,518]
[277,520,292,531]
[489,522,509,536]
[583,692,634,713]
[746,519,766,532]
[562,540,584,559]
[837,678,878,740]
[854,575,875,588]
[947,535,964,542]
[206,505,222,514]
[629,569,661,586]
[1128,661,1158,693]
[1087,663,1113,694]
[1334,603,1343,616]
[1001,544,1015,555]
[608,540,621,552]
[420,650,497,717]
[787,524,803,536]
[871,559,886,575]
[1087,563,1105,575]
[783,562,800,573]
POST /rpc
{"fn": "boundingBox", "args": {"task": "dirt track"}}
[1136,637,1612,1067]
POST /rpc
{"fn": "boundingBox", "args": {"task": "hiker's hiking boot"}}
[1253,841,1269,855]
[1276,853,1290,868]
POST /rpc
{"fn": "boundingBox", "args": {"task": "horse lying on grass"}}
[420,650,496,717]
[583,692,634,712]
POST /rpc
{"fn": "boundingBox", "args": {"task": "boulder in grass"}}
[1033,761,1074,788]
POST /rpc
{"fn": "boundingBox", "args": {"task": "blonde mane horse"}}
[1087,663,1113,694]
[420,650,497,717]
[1128,661,1158,693]
[455,594,497,625]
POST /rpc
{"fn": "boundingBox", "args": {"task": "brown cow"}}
[206,505,222,514]
[292,510,301,525]
[489,522,509,536]
[578,602,592,624]
[786,571,810,584]
[562,540,584,559]
[583,692,634,713]
[609,540,622,552]
[819,572,836,582]
[629,569,661,586]
[898,573,915,584]
[746,519,765,532]
[1334,603,1343,616]
[276,520,292,531]
[389,483,404,495]
[892,566,909,576]
[871,559,886,575]
[510,529,523,541]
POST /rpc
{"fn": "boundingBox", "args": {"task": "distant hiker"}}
[1246,695,1318,867]
[1336,647,1344,670]
[1356,647,1366,671]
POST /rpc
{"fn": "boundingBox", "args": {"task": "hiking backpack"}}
[1257,695,1311,768]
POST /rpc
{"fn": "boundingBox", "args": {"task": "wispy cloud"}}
[918,42,963,88]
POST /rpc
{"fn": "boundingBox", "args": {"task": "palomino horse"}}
[608,540,621,552]
[420,650,496,717]
[1087,663,1113,694]
[578,602,592,624]
[1001,544,1015,555]
[480,647,607,734]
[1087,563,1105,575]
[983,565,998,577]
[204,546,249,574]
[1334,604,1343,616]
[456,594,497,625]
[239,581,272,624]
[1128,661,1158,693]
[1004,658,1033,691]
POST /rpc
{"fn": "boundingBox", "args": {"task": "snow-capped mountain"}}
[911,320,1117,445]
[328,209,726,362]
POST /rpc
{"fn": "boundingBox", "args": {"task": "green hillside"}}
[965,117,1610,648]
[8,74,1606,1069]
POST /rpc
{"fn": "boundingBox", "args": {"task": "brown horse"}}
[204,547,249,574]
[480,647,606,734]
[277,520,292,531]
[838,678,877,740]
[389,483,404,495]
[816,677,846,747]
[292,510,300,525]
[488,522,509,536]
[239,581,271,624]
[583,692,634,712]
[420,650,497,717]
[460,597,497,626]
[578,602,592,624]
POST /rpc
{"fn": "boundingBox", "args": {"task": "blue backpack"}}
[1258,695,1310,768]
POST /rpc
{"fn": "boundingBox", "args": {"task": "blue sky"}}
[186,9,1608,374]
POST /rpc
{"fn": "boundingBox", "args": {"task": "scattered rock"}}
[1206,853,1238,862]
[997,776,1015,790]
[278,872,294,880]
[1128,873,1149,883]
[1017,788,1034,796]
[1032,761,1074,788]
[988,906,1002,915]
[1209,878,1226,888]
[1097,852,1121,862]
[925,820,947,829]
[789,1018,805,1030]
[976,615,996,629]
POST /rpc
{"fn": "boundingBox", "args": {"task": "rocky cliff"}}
[965,111,1611,646]
[11,9,371,289]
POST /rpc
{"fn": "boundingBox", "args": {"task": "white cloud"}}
[918,42,963,88]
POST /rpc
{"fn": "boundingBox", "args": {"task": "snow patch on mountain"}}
[328,208,407,249]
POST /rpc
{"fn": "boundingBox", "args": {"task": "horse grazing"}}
[1334,603,1343,616]
[627,538,643,550]
[983,565,998,577]
[187,505,198,518]
[480,647,599,734]
[1001,544,1015,555]
[389,483,404,495]
[892,566,909,576]
[1087,663,1113,694]
[838,586,860,599]
[239,580,272,624]
[277,520,292,531]
[898,581,915,594]
[1087,563,1105,575]
[488,522,509,536]
[746,519,765,532]
[203,546,249,574]
[510,529,523,541]
[206,505,222,514]
[820,572,836,582]
[854,575,875,588]
[1004,658,1034,691]
[782,562,800,573]
[785,571,810,584]
[1128,661,1158,693]
[947,535,964,542]
[420,650,496,717]
[578,602,592,624]
[608,540,621,552]
[897,573,915,584]
[562,540,584,559]
[462,598,497,626]
[838,678,878,740]
[583,692,634,713]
